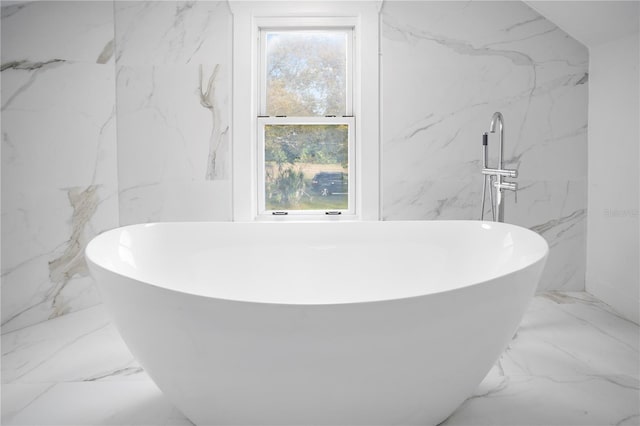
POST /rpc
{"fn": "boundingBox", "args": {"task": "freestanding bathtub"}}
[85,220,548,425]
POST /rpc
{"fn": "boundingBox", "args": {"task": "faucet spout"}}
[489,111,503,133]
[489,112,504,169]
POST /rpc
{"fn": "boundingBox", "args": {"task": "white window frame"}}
[230,1,381,221]
[257,24,355,217]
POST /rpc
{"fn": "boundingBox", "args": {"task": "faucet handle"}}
[482,168,518,178]
[494,181,517,191]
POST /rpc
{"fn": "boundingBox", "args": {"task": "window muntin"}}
[257,27,355,217]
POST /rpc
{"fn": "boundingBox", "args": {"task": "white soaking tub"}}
[85,220,548,425]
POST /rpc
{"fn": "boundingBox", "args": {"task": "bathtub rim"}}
[85,219,549,307]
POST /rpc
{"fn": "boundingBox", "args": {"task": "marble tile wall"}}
[1,1,119,332]
[1,0,232,332]
[114,1,232,225]
[2,0,590,332]
[381,1,589,291]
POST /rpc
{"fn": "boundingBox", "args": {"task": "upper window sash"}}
[258,26,354,118]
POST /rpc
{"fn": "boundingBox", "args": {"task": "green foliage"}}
[265,124,348,167]
[267,167,305,208]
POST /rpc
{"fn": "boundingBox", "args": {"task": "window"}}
[257,28,355,216]
[230,3,380,221]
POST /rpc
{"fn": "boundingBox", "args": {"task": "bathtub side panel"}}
[89,255,546,425]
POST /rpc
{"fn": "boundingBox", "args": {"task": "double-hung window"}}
[257,27,355,217]
[231,2,380,221]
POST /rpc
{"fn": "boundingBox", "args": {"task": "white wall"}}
[1,1,232,332]
[1,1,119,332]
[115,1,232,225]
[381,1,589,291]
[586,32,640,324]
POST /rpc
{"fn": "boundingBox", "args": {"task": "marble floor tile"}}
[2,305,143,384]
[1,292,638,426]
[498,292,640,378]
[444,374,640,426]
[2,382,192,426]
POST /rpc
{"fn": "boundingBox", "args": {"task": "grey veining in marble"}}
[47,185,99,319]
[1,59,67,110]
[381,1,589,291]
[1,1,119,332]
[115,1,232,225]
[199,64,230,180]
[96,40,115,65]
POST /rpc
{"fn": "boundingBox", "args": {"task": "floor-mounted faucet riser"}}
[481,112,518,223]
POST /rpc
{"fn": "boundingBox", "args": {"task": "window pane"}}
[265,31,347,117]
[264,124,349,211]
